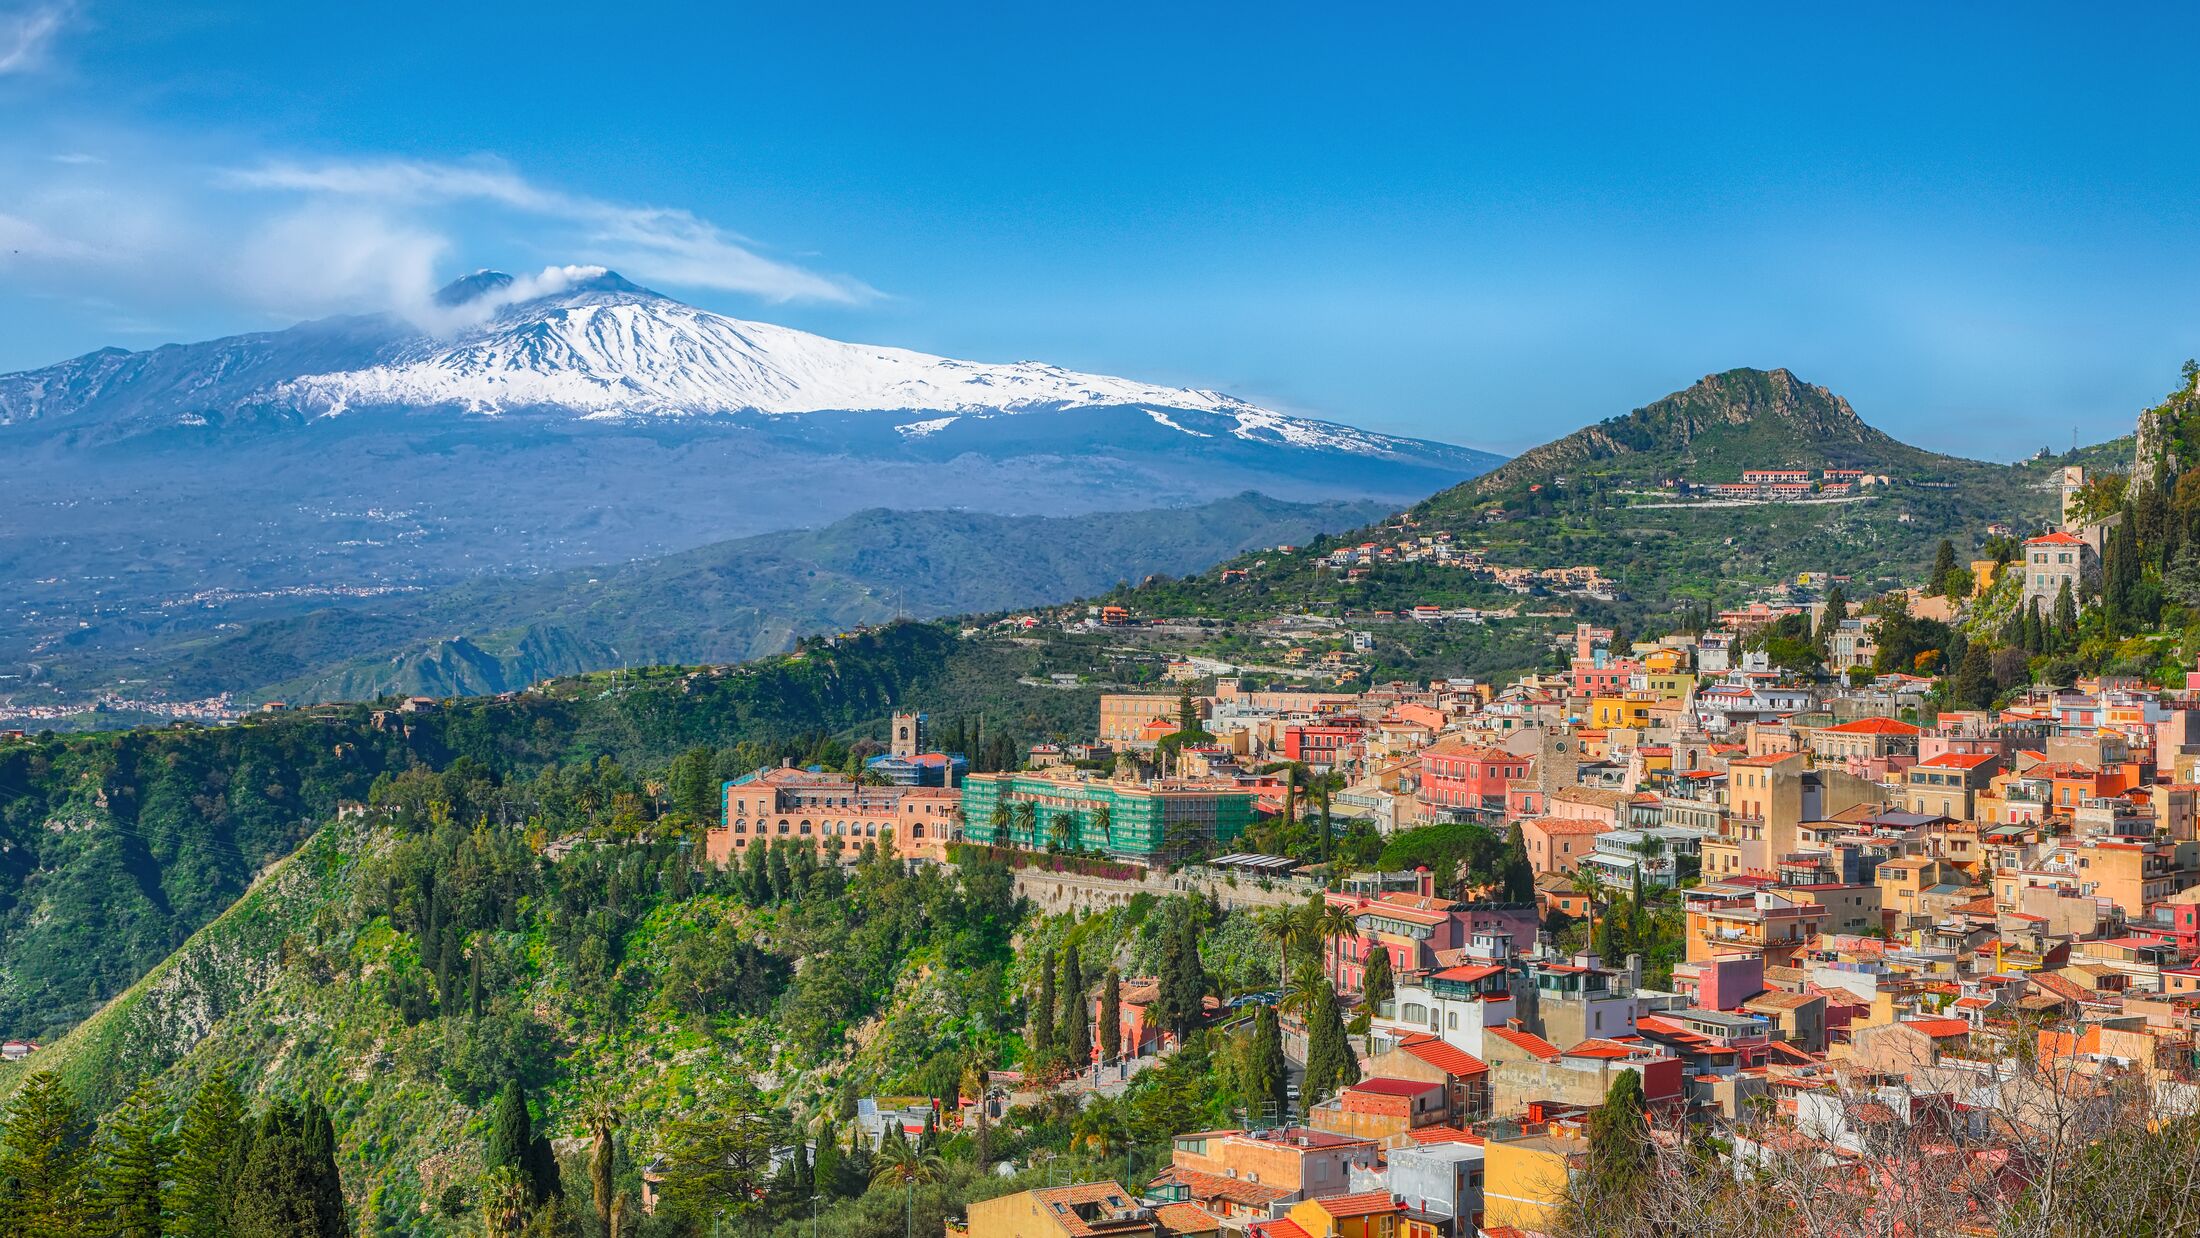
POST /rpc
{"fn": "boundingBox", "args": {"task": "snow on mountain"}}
[265,267,1418,456]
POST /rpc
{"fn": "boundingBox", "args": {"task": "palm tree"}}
[1091,802,1113,848]
[1049,810,1075,851]
[1314,900,1358,993]
[872,1140,947,1238]
[1281,960,1328,1019]
[1011,800,1038,847]
[1568,865,1607,954]
[481,1166,533,1238]
[1258,904,1312,995]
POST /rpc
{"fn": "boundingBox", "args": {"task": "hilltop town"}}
[629,450,2200,1235]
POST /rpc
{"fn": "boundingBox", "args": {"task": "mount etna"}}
[0,268,1500,710]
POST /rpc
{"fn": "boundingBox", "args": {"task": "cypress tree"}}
[1317,784,1332,867]
[1953,645,1993,710]
[0,1071,88,1237]
[231,1103,345,1238]
[1929,540,1958,596]
[742,837,769,905]
[1816,584,1848,647]
[97,1079,172,1238]
[1031,950,1057,1063]
[813,1119,843,1198]
[1153,914,1208,1039]
[1362,946,1395,1013]
[1062,948,1090,1068]
[2054,579,2079,647]
[486,1082,531,1179]
[1501,824,1534,903]
[170,1066,246,1238]
[1300,976,1359,1106]
[1099,968,1123,1063]
[1252,1005,1289,1121]
[1583,1070,1652,1205]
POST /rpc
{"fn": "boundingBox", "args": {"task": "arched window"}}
[799,819,813,835]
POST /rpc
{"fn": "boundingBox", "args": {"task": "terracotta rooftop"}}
[1154,1204,1221,1236]
[1346,1076,1441,1098]
[1902,1017,1973,1039]
[1820,717,1923,736]
[1484,1026,1562,1060]
[1392,1035,1490,1077]
[1311,1192,1401,1219]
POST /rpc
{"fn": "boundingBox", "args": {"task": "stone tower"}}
[891,711,925,759]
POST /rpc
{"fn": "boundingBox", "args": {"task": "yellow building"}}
[1587,694,1655,731]
[1278,1192,1403,1238]
[1481,1130,1585,1232]
[1641,671,1697,701]
[967,1183,1160,1238]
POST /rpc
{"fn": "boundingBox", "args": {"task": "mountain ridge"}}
[1459,366,1959,499]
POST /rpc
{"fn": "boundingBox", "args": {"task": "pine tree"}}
[1361,946,1394,1013]
[1031,950,1057,1064]
[0,1071,88,1238]
[1300,976,1359,1106]
[170,1067,246,1238]
[1098,968,1123,1063]
[1062,948,1091,1069]
[97,1079,172,1238]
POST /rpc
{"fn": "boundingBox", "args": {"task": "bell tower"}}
[891,711,925,759]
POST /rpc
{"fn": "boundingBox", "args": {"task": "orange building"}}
[708,766,960,864]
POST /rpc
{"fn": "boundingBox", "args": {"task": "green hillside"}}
[1109,369,2076,632]
[0,623,1094,1041]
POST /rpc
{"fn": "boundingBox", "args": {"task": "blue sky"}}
[4,2,2199,456]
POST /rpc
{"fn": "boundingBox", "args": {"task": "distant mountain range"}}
[21,493,1389,706]
[0,269,1500,707]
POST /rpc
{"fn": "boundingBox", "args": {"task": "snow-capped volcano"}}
[254,267,1413,455]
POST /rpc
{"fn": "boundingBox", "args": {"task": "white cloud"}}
[0,2,73,76]
[228,156,876,306]
[230,205,450,326]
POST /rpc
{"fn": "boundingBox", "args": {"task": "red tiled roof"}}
[1346,1076,1441,1098]
[2026,531,2085,545]
[1393,1035,1489,1077]
[1255,1221,1311,1238]
[1146,1168,1292,1207]
[1404,1125,1485,1146]
[1903,1017,1973,1039]
[1821,717,1923,736]
[1312,1192,1401,1219]
[1155,1204,1222,1236]
[1564,1037,1651,1059]
[1428,963,1505,985]
[1918,751,1997,770]
[1484,1027,1561,1060]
